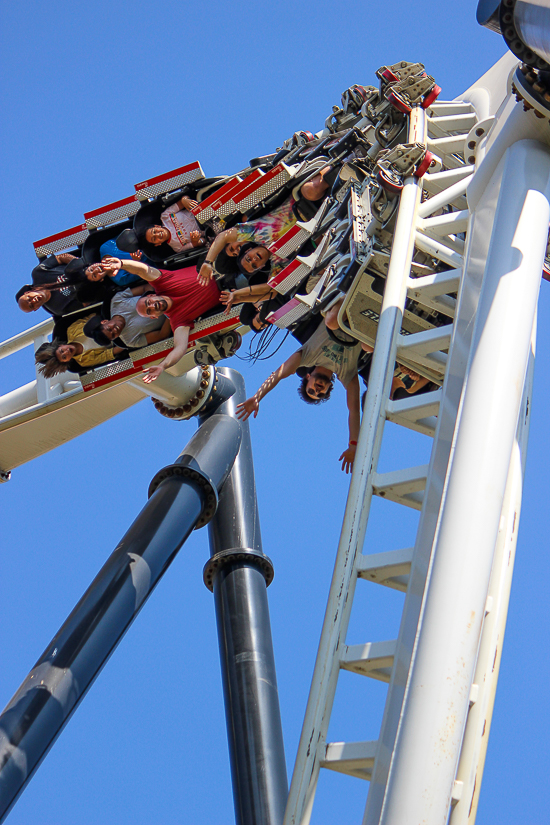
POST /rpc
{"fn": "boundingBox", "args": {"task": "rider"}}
[236,321,362,473]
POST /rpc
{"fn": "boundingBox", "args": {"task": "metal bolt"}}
[468,141,476,149]
[475,128,484,137]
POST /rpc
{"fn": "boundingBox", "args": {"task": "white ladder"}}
[284,90,548,825]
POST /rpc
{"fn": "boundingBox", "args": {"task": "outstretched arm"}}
[339,375,361,473]
[142,325,189,383]
[197,228,239,285]
[236,351,302,420]
[220,284,276,314]
[101,257,161,283]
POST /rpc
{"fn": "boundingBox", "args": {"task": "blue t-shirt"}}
[99,239,152,286]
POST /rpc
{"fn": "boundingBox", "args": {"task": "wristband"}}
[349,440,358,446]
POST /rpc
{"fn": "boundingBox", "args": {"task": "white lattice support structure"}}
[283,104,428,825]
[281,51,550,825]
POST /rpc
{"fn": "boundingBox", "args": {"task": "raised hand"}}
[130,250,144,261]
[180,196,198,211]
[142,364,164,384]
[400,365,420,380]
[236,397,259,421]
[220,289,236,314]
[197,262,213,286]
[101,256,122,274]
[190,230,203,247]
[339,444,357,474]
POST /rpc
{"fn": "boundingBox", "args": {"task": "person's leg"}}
[324,298,344,330]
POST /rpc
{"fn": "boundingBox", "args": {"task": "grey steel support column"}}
[203,368,288,825]
[0,412,242,823]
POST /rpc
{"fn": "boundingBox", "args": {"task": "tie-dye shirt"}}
[234,196,296,249]
[235,196,297,280]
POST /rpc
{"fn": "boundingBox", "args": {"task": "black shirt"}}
[31,256,84,316]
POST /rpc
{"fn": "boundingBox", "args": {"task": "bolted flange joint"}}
[511,63,550,122]
[148,463,218,529]
[151,366,214,421]
[203,549,275,592]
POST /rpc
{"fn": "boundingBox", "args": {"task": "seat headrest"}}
[116,229,140,253]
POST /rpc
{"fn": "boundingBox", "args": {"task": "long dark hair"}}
[236,242,271,277]
[35,340,71,378]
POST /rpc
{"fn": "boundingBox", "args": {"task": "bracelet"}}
[205,260,213,266]
[349,440,358,446]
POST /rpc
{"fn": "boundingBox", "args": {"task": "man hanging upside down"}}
[100,256,220,383]
[236,320,362,473]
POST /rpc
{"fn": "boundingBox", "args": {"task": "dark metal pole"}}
[203,368,288,825]
[477,0,550,67]
[0,412,242,823]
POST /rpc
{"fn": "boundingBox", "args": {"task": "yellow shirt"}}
[67,315,115,368]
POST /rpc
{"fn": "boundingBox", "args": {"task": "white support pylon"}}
[449,324,535,825]
[370,136,550,825]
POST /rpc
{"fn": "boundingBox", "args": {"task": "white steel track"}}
[284,55,550,825]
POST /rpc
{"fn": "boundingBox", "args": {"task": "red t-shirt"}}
[153,266,221,330]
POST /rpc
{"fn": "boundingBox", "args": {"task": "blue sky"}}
[1,2,549,823]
